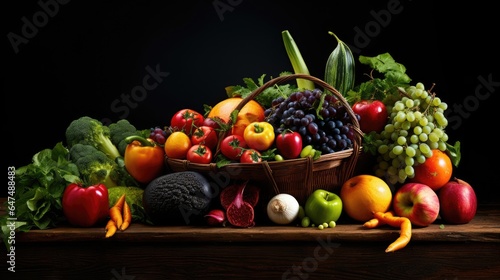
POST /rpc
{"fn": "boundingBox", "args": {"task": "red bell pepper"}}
[62,183,109,227]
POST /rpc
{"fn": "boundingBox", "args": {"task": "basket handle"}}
[261,161,280,195]
[232,74,364,189]
[236,74,360,129]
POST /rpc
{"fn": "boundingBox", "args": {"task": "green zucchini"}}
[324,31,355,96]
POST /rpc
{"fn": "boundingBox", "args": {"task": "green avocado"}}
[143,171,213,225]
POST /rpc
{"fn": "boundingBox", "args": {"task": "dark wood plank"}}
[1,198,499,279]
[12,206,500,244]
[4,241,500,279]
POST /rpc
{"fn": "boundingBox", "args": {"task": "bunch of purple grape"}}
[265,88,356,155]
[149,126,168,145]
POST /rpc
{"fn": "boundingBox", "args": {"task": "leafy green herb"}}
[1,142,81,247]
[259,148,277,161]
[446,141,461,167]
[225,72,298,108]
[215,154,233,168]
[346,52,411,106]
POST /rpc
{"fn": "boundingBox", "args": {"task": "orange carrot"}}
[363,211,395,228]
[120,200,132,231]
[112,193,126,209]
[109,194,126,228]
[109,207,123,228]
[363,217,384,228]
[105,219,117,238]
[373,211,412,253]
[385,218,412,253]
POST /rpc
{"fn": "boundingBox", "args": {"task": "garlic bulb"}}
[267,193,300,225]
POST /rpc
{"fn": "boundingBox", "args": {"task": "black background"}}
[4,0,499,203]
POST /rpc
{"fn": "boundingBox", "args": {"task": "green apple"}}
[304,189,343,225]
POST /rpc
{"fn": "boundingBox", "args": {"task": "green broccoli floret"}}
[69,143,140,188]
[69,143,119,188]
[65,116,121,160]
[109,119,139,156]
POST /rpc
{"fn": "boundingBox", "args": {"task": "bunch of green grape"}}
[371,82,449,185]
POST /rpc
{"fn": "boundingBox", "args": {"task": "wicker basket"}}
[165,74,363,205]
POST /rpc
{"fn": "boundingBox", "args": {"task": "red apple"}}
[351,99,388,133]
[438,178,477,224]
[393,182,440,227]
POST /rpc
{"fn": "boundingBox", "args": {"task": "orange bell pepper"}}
[124,136,165,184]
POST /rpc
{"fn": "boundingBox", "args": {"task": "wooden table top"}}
[4,197,498,244]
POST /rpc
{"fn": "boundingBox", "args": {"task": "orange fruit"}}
[164,131,192,159]
[340,174,393,222]
[412,149,453,191]
[207,97,265,137]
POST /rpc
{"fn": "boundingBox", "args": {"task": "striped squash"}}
[324,31,355,97]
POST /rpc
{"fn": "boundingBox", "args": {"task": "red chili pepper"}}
[62,183,109,227]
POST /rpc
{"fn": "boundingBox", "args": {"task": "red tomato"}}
[191,126,218,151]
[240,149,262,163]
[220,134,247,160]
[412,149,453,191]
[186,144,212,164]
[276,130,303,159]
[170,109,204,135]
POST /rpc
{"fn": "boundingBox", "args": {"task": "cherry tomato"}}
[186,144,212,164]
[191,125,218,151]
[220,134,247,160]
[240,149,262,163]
[170,109,204,135]
[275,130,303,159]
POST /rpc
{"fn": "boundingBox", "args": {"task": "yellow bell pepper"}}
[243,121,275,151]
